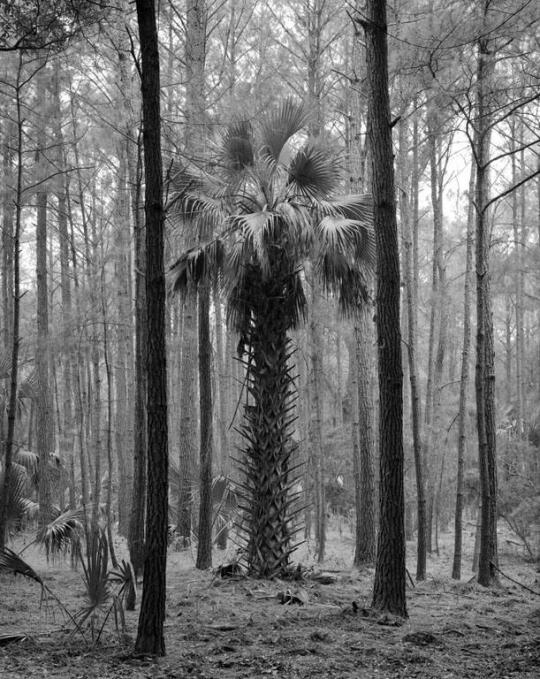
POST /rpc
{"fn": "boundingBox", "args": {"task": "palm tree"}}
[170,100,373,577]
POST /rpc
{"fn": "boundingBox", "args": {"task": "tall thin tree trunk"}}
[196,281,213,569]
[129,133,147,578]
[452,160,475,580]
[353,309,376,565]
[398,116,426,580]
[0,57,24,548]
[474,24,498,587]
[134,0,169,656]
[362,0,407,617]
[36,73,54,528]
[309,279,326,563]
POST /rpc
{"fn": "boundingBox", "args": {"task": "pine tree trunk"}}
[309,279,326,563]
[196,281,213,569]
[36,90,54,528]
[0,60,23,548]
[128,135,147,578]
[474,28,498,588]
[362,0,407,617]
[452,160,475,580]
[353,310,376,565]
[398,116,426,581]
[114,23,136,536]
[134,0,169,656]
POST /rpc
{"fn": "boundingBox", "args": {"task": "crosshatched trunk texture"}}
[363,0,407,618]
[134,0,169,657]
[236,265,301,578]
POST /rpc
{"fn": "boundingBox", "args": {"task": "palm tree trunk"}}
[237,268,301,578]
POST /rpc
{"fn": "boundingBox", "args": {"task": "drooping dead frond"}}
[169,238,225,292]
[221,119,255,172]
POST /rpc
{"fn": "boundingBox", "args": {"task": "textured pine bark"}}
[475,31,498,588]
[398,118,426,580]
[36,149,53,530]
[362,0,407,618]
[196,281,213,570]
[354,309,376,565]
[452,160,475,580]
[134,0,168,657]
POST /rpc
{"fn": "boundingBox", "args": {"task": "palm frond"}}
[221,119,255,172]
[0,546,43,584]
[169,238,225,292]
[0,463,30,527]
[109,559,136,607]
[274,201,313,254]
[18,371,38,400]
[36,507,84,561]
[15,449,38,478]
[261,98,308,165]
[318,195,375,266]
[0,348,10,379]
[319,252,371,312]
[77,529,110,628]
[167,163,225,238]
[287,143,341,199]
[230,210,276,276]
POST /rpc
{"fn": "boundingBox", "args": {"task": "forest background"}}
[0,0,539,662]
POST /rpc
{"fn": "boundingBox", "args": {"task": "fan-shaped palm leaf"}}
[0,463,30,528]
[36,507,84,560]
[221,119,255,172]
[318,195,375,265]
[0,348,10,379]
[170,238,225,292]
[15,449,38,483]
[231,210,276,277]
[17,371,38,400]
[0,546,42,584]
[261,98,309,165]
[76,529,110,635]
[287,143,341,199]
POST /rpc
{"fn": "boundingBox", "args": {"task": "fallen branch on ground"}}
[490,561,540,596]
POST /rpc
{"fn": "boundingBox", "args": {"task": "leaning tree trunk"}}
[362,0,407,618]
[236,265,302,578]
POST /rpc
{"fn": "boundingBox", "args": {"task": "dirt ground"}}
[1,523,539,678]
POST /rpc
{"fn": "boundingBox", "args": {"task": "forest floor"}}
[0,522,539,678]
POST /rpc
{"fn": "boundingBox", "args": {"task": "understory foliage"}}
[171,99,373,577]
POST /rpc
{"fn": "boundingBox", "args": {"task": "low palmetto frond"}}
[36,507,84,561]
[169,99,373,577]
